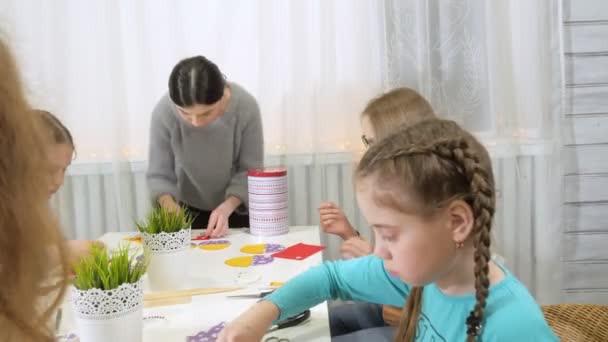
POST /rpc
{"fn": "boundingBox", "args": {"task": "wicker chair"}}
[542,304,608,341]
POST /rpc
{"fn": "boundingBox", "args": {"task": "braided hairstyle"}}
[168,56,226,107]
[356,119,495,341]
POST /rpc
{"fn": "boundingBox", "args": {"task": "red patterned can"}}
[247,167,288,236]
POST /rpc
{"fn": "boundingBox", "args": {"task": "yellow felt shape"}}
[200,243,231,251]
[240,244,266,254]
[224,256,254,267]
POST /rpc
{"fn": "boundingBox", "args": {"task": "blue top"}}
[265,255,558,341]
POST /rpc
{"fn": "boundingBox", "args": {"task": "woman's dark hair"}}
[168,56,226,107]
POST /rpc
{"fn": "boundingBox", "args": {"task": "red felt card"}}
[271,243,326,260]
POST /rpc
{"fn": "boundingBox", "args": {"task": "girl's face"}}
[48,143,73,197]
[356,177,463,286]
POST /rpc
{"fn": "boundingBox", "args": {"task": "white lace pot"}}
[141,228,190,291]
[71,279,143,342]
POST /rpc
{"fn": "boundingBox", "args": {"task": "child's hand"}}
[67,240,105,265]
[318,202,357,240]
[218,301,279,342]
[340,236,373,259]
[382,305,403,327]
[158,194,181,213]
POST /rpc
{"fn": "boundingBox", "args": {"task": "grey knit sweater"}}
[146,82,264,212]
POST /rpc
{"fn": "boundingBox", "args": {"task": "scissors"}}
[226,290,274,299]
[264,337,289,342]
[263,309,311,342]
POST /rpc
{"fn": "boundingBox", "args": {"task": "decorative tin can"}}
[248,167,288,236]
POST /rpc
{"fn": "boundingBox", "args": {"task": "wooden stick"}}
[144,296,192,308]
[143,287,241,302]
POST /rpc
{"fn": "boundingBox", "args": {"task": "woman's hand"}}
[206,196,241,238]
[218,301,280,342]
[67,240,105,265]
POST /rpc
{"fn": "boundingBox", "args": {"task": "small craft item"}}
[240,243,285,254]
[143,315,169,329]
[56,333,79,342]
[235,270,261,285]
[193,239,231,251]
[271,243,325,260]
[224,255,274,268]
[123,235,142,243]
[186,321,226,342]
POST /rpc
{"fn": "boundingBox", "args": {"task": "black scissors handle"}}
[274,309,311,330]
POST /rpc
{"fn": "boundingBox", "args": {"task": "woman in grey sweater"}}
[147,56,264,238]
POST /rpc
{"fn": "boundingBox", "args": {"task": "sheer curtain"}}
[1,0,384,159]
[0,0,384,243]
[1,0,563,303]
[384,0,564,304]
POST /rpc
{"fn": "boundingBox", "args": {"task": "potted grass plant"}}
[71,244,148,342]
[136,206,194,291]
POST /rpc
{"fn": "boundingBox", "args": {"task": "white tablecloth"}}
[58,226,331,342]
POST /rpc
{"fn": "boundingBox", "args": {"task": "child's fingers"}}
[320,213,342,221]
[321,219,336,226]
[319,208,341,215]
[318,202,337,210]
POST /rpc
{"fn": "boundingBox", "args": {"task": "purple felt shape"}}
[199,240,231,245]
[252,255,274,265]
[186,322,226,342]
[264,243,285,253]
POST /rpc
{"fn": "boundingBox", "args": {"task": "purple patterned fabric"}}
[186,321,226,342]
[252,255,274,265]
[199,240,231,245]
[264,243,285,253]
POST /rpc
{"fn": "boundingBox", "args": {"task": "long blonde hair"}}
[362,87,436,140]
[356,119,495,341]
[0,38,69,341]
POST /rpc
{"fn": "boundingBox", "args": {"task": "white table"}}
[58,226,331,342]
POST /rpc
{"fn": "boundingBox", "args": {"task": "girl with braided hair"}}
[218,119,557,342]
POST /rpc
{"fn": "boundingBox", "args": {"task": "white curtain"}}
[1,0,563,303]
[0,0,384,242]
[384,0,564,304]
[1,0,384,159]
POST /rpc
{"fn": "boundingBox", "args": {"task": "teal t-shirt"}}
[266,255,558,341]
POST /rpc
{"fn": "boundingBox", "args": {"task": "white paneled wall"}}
[562,0,608,303]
